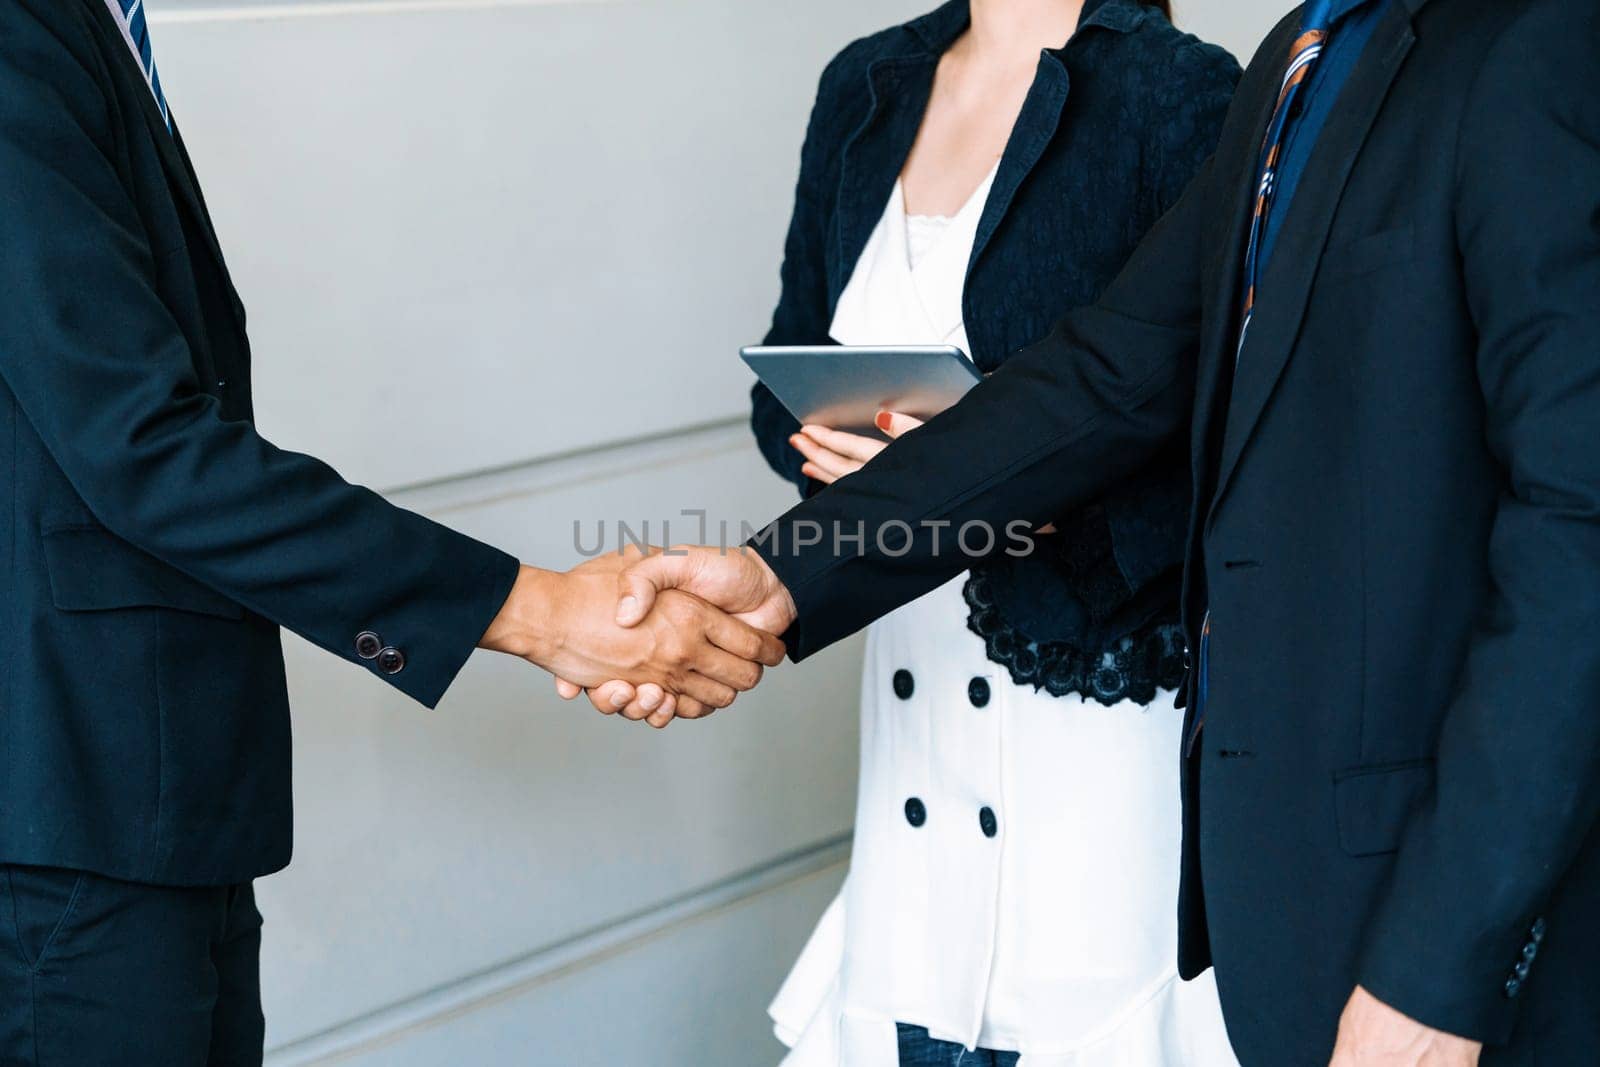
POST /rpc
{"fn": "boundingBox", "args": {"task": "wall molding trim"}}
[264,833,851,1064]
[387,415,749,514]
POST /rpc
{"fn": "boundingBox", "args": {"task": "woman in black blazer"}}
[750,2,1242,1064]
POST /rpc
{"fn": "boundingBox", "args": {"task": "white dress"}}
[768,170,1239,1066]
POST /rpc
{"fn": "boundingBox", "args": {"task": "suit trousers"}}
[0,864,264,1066]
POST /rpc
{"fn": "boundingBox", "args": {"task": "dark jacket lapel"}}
[967,0,1151,289]
[1207,2,1417,521]
[1186,31,1292,510]
[966,57,1070,303]
[832,0,1150,319]
[832,54,939,302]
[167,124,249,327]
[84,0,246,330]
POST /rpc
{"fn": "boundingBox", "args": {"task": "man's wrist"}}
[760,554,800,633]
[478,564,563,663]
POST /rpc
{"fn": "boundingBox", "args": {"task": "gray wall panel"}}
[276,861,848,1066]
[154,0,928,489]
[256,431,863,1047]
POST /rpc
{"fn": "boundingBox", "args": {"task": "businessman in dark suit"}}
[614,0,1600,1062]
[0,1,781,1061]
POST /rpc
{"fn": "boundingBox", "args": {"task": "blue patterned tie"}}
[1188,0,1337,758]
[120,0,172,131]
[1236,0,1334,361]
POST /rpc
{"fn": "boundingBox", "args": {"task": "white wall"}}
[148,0,1287,1063]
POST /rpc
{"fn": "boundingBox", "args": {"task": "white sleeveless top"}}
[767,168,1237,1066]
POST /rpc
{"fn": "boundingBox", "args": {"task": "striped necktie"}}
[119,0,172,130]
[1236,0,1335,360]
[1188,0,1338,759]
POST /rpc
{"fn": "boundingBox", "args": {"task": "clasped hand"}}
[542,411,911,726]
[549,544,799,727]
[479,548,787,727]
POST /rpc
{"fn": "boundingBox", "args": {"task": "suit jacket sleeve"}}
[1055,44,1240,624]
[0,2,520,709]
[751,150,1215,659]
[1356,3,1600,1044]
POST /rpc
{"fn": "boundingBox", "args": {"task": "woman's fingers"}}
[799,425,887,464]
[789,432,860,481]
[800,462,837,485]
[874,410,925,439]
[791,425,891,485]
[555,677,583,700]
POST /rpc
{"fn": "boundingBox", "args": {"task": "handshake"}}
[477,545,800,728]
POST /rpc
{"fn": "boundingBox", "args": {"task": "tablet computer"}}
[740,345,982,436]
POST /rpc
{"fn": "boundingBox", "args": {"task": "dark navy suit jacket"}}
[751,0,1600,1061]
[0,0,520,886]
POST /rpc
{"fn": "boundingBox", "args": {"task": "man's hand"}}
[616,544,798,637]
[545,549,767,728]
[550,545,799,727]
[1329,987,1482,1066]
[478,557,785,713]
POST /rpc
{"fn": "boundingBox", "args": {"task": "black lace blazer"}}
[750,0,1239,705]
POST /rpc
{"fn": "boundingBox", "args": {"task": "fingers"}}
[676,670,739,710]
[629,691,715,729]
[634,683,668,713]
[672,695,713,720]
[800,462,838,486]
[874,410,925,439]
[789,432,861,482]
[555,677,583,700]
[686,638,762,694]
[618,684,670,722]
[703,610,787,666]
[645,694,678,729]
[616,553,688,626]
[798,425,886,464]
[605,685,717,728]
[587,680,636,714]
[617,544,780,627]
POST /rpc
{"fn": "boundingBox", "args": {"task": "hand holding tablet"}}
[740,344,982,436]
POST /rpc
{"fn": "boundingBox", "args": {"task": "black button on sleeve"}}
[893,670,915,700]
[376,647,406,675]
[355,632,382,659]
[968,677,991,708]
[979,806,998,838]
[1504,976,1523,999]
[904,797,927,828]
